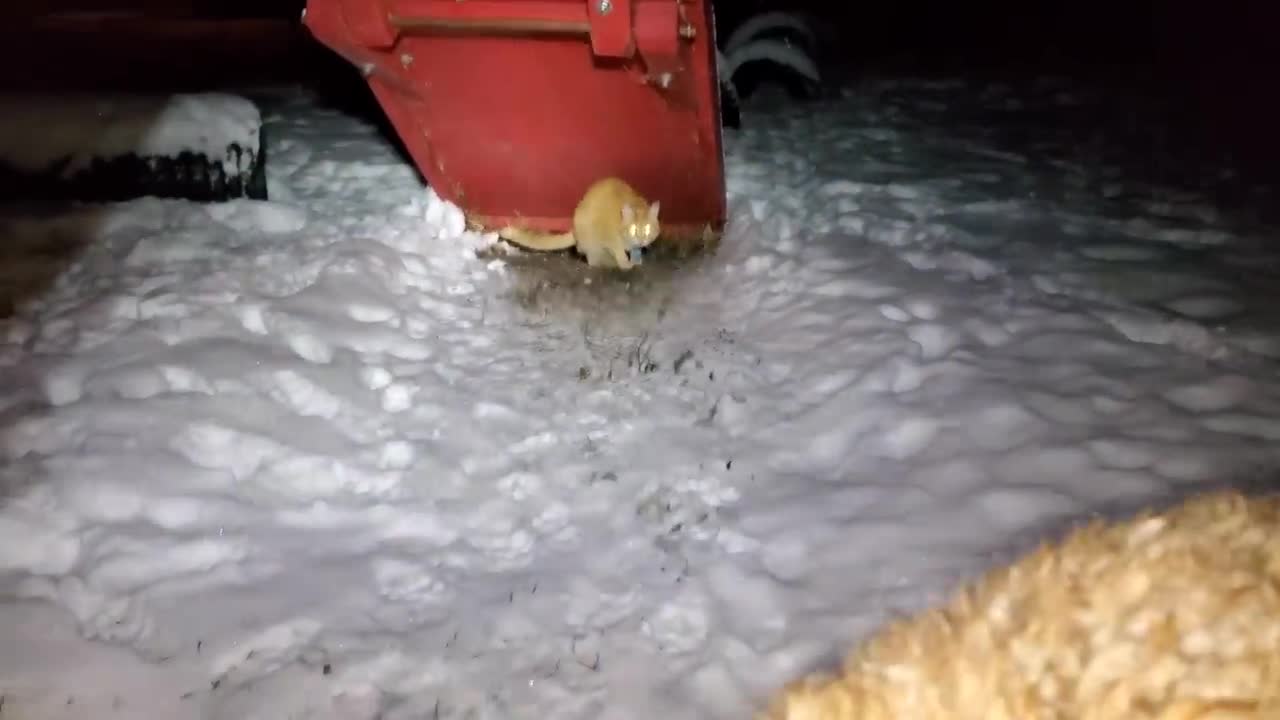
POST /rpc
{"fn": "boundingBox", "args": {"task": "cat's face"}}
[621,201,661,247]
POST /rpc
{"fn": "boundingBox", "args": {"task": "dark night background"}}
[0,0,1277,177]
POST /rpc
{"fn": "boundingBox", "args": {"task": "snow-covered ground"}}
[0,93,261,177]
[2,76,1279,719]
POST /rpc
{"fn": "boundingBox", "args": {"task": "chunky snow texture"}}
[1,78,1279,720]
[0,93,261,177]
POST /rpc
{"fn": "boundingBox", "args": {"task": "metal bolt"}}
[598,0,612,15]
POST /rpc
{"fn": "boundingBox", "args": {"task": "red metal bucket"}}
[303,0,727,243]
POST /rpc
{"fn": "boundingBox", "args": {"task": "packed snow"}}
[0,93,260,176]
[2,76,1279,719]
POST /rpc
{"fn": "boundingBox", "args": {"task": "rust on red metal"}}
[304,0,726,237]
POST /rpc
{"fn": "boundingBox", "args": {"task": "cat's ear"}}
[621,203,635,224]
[648,201,660,220]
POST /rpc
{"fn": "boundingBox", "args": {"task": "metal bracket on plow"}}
[387,1,589,38]
[632,0,684,82]
[587,0,634,57]
[380,0,691,66]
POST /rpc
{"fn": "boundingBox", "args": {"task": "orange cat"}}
[761,490,1280,720]
[498,177,661,270]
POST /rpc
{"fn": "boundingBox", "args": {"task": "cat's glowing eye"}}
[643,224,652,235]
[628,223,638,234]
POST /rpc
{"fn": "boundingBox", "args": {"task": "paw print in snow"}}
[635,474,739,540]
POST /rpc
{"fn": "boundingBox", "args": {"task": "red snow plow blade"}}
[303,0,726,245]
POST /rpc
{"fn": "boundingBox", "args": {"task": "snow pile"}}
[0,93,261,175]
[1,79,1279,720]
